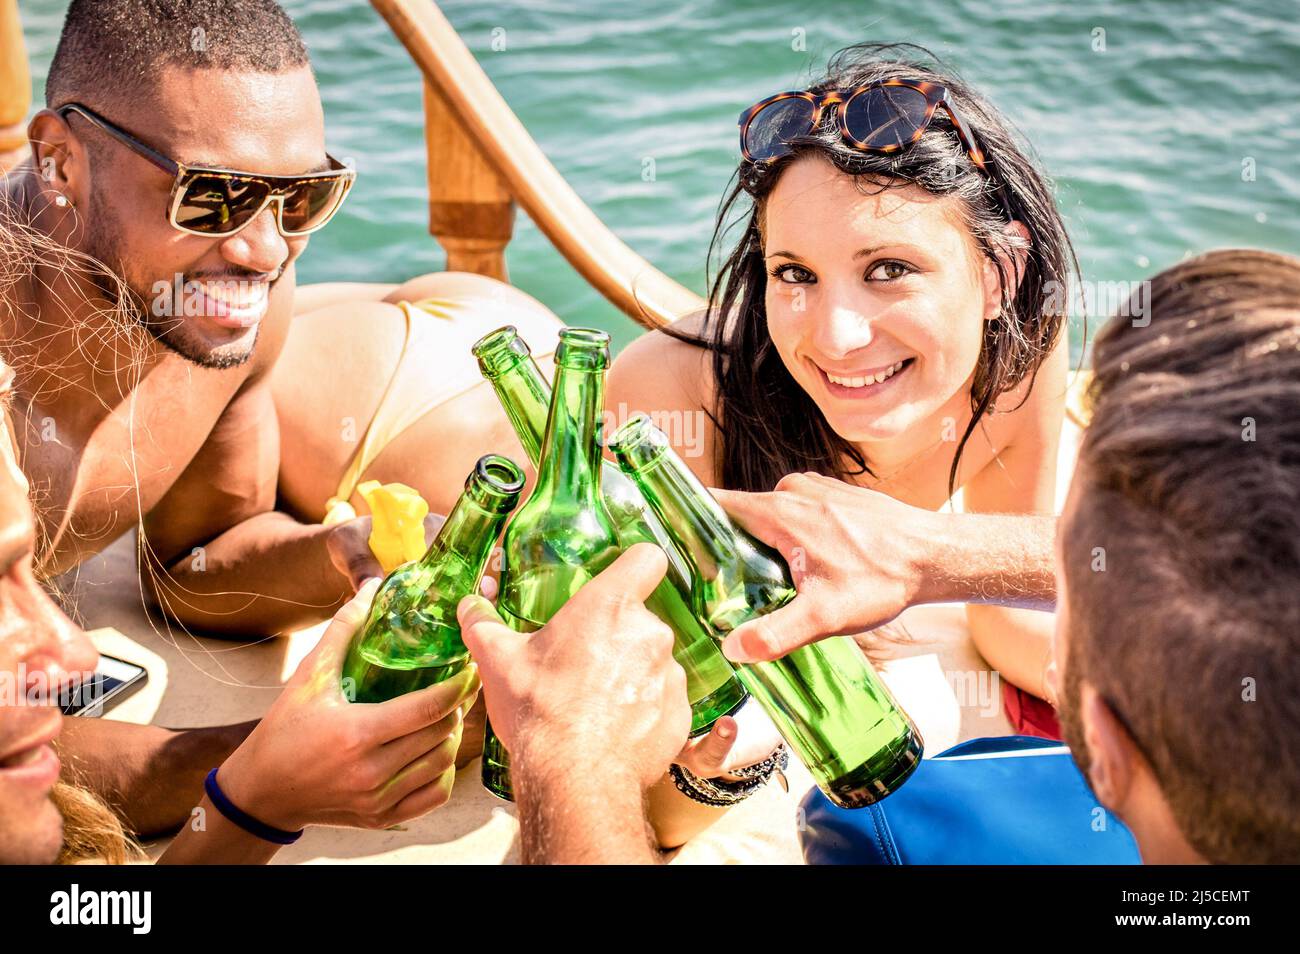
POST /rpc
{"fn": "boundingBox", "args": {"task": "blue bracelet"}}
[204,768,304,846]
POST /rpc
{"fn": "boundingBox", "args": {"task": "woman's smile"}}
[813,356,916,401]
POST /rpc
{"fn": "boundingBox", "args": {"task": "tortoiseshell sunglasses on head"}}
[739,79,987,171]
[57,102,356,238]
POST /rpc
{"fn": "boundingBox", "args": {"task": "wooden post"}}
[372,0,704,328]
[423,80,515,281]
[0,0,31,173]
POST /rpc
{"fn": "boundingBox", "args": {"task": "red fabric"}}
[1001,680,1063,740]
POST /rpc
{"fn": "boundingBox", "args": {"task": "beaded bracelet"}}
[669,744,790,807]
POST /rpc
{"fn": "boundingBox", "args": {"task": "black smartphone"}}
[60,653,148,717]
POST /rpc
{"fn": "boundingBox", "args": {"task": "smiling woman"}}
[759,167,1004,463]
[608,42,1075,718]
[661,44,1076,498]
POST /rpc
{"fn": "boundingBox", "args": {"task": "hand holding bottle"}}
[609,417,923,809]
[458,543,692,793]
[217,581,480,832]
[474,326,745,801]
[710,472,933,663]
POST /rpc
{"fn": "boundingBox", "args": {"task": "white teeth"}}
[827,361,905,388]
[201,281,268,308]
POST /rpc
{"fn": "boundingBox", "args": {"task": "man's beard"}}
[82,194,260,370]
[99,272,262,371]
[1057,652,1093,782]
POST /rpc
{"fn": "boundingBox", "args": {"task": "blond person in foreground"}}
[1,567,475,864]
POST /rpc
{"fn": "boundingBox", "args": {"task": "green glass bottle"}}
[473,326,746,735]
[342,455,525,704]
[608,414,924,809]
[480,328,627,801]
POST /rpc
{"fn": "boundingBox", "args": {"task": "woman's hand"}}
[216,580,480,832]
[673,700,784,779]
[712,472,935,663]
[326,512,447,591]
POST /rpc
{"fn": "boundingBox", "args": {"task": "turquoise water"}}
[19,0,1300,357]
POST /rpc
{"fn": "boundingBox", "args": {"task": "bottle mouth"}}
[472,326,530,378]
[605,413,668,466]
[471,454,526,500]
[555,327,610,370]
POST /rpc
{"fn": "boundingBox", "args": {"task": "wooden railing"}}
[0,0,31,173]
[370,0,704,329]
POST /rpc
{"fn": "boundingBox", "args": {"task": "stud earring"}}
[54,194,70,208]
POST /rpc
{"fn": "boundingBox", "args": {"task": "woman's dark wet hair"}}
[671,42,1080,495]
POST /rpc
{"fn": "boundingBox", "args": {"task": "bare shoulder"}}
[608,311,717,418]
[608,311,722,484]
[989,333,1069,447]
[964,336,1070,513]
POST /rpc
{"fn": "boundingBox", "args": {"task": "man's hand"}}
[458,543,691,794]
[217,580,480,831]
[711,472,935,663]
[326,512,447,591]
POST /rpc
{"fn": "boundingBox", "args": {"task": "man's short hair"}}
[1063,249,1300,863]
[45,0,310,109]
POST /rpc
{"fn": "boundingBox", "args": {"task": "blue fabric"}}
[799,735,1141,864]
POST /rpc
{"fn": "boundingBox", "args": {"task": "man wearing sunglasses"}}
[0,0,564,834]
[2,0,532,619]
